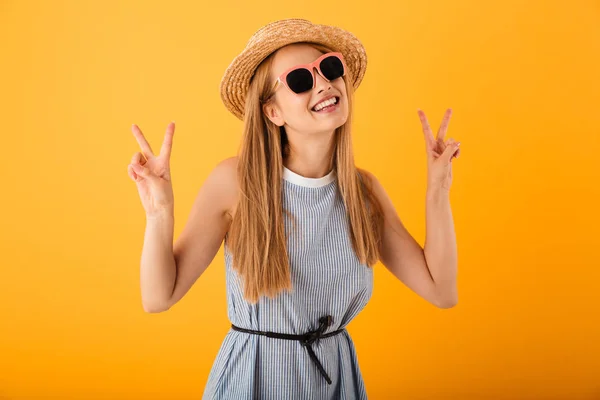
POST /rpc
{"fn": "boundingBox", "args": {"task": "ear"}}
[262,101,285,127]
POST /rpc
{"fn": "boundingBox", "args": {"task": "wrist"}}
[426,185,450,200]
[146,208,174,221]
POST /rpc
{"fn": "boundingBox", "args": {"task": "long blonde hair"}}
[226,42,384,304]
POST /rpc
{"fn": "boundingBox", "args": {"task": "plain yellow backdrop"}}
[1,0,599,398]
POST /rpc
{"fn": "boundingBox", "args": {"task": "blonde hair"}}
[226,42,384,304]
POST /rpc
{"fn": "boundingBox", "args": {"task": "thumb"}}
[440,141,460,164]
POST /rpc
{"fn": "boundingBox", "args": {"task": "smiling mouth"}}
[311,97,340,112]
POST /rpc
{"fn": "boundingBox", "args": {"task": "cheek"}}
[280,92,311,114]
[335,81,347,98]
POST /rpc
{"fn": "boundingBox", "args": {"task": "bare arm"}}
[140,211,177,312]
[362,168,458,309]
[140,156,238,312]
[362,169,444,308]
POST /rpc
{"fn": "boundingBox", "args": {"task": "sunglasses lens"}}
[320,56,344,81]
[286,68,313,94]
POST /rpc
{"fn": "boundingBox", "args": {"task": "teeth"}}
[313,97,337,111]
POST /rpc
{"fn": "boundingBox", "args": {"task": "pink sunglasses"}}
[270,52,347,95]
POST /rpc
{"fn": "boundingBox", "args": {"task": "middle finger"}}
[436,108,452,142]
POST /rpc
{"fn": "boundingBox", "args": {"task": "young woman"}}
[128,18,460,400]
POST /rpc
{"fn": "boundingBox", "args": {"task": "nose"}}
[313,67,331,92]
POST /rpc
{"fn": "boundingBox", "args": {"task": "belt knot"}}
[300,315,333,347]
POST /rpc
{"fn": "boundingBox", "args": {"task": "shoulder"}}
[357,168,383,194]
[213,155,238,178]
[211,156,239,219]
[356,168,392,211]
[194,156,239,221]
[206,156,238,190]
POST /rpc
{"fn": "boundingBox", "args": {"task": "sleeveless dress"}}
[202,166,374,400]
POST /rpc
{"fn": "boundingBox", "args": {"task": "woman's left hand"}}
[418,108,461,191]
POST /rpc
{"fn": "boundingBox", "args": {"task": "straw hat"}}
[219,18,368,121]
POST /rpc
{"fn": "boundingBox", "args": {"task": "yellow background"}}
[1,0,599,398]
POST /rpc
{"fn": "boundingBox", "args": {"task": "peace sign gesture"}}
[127,121,176,217]
[418,108,461,191]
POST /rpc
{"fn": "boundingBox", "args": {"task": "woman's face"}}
[263,43,349,135]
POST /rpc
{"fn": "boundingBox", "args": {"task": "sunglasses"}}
[270,52,347,95]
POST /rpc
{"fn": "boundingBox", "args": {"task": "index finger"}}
[131,124,155,159]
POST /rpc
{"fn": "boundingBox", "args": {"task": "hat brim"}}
[220,18,367,121]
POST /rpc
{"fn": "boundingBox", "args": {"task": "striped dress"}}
[202,166,373,400]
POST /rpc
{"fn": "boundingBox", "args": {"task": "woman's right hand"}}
[128,122,175,218]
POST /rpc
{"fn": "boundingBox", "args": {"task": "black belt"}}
[231,315,344,385]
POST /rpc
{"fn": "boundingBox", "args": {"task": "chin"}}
[331,111,349,128]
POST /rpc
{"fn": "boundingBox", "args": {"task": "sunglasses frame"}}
[270,52,347,95]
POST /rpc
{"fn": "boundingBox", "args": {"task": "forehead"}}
[270,44,324,77]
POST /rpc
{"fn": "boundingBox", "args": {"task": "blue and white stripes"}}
[202,167,373,400]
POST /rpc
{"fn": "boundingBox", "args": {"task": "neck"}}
[282,129,335,178]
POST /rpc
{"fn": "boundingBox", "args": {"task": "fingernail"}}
[456,142,461,147]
